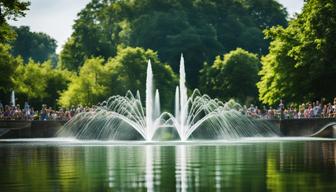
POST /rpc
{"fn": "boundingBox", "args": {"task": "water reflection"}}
[0,141,335,191]
[176,145,187,192]
[266,141,336,191]
[146,146,154,192]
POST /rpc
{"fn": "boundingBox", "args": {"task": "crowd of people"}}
[0,97,336,121]
[244,98,336,119]
[0,102,96,121]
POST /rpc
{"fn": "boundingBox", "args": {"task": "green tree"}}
[60,0,287,88]
[42,66,74,108]
[258,0,336,105]
[13,60,73,107]
[58,37,86,71]
[59,46,177,109]
[0,0,30,42]
[10,26,57,64]
[0,43,22,102]
[14,59,49,100]
[105,46,177,109]
[0,0,30,101]
[58,57,108,107]
[58,0,121,71]
[200,48,260,104]
[243,0,288,29]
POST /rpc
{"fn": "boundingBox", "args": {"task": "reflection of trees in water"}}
[267,142,336,191]
[184,144,268,191]
[0,142,335,191]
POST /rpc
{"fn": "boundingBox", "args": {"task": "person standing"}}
[279,99,285,119]
[0,101,3,113]
[24,101,30,120]
[40,104,48,120]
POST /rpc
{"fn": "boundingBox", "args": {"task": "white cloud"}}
[277,0,304,16]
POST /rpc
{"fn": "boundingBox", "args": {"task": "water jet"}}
[58,55,279,140]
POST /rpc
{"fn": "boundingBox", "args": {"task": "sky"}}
[9,0,304,53]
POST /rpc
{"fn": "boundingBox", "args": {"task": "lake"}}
[0,138,335,191]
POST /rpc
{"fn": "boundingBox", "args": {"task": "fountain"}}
[58,55,279,140]
[11,90,15,106]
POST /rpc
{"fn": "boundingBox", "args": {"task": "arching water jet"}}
[58,56,280,141]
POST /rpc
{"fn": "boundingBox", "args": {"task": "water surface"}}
[0,139,335,191]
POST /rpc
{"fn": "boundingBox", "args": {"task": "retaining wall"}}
[0,118,335,139]
[0,120,66,138]
[271,118,336,137]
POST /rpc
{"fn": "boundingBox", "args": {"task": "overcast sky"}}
[9,0,304,53]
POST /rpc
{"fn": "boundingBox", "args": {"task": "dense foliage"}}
[10,26,57,64]
[0,44,71,107]
[258,0,336,105]
[59,47,177,109]
[200,48,260,104]
[13,60,72,108]
[0,43,22,99]
[60,0,287,88]
[2,0,336,109]
[58,57,108,107]
[0,0,28,103]
[0,0,30,42]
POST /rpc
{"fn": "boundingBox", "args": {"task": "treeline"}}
[58,0,287,107]
[258,0,336,105]
[59,0,287,88]
[1,0,335,110]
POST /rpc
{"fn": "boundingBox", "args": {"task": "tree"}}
[59,46,177,109]
[0,0,30,103]
[42,66,74,108]
[60,0,287,88]
[258,0,336,105]
[0,43,22,102]
[58,37,86,71]
[10,26,57,64]
[13,60,73,108]
[105,46,177,109]
[243,0,288,29]
[0,0,30,42]
[14,59,49,100]
[58,0,120,71]
[58,57,108,107]
[200,48,260,104]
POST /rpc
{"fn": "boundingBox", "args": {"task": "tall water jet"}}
[146,60,154,140]
[11,90,15,106]
[179,54,188,140]
[175,86,180,122]
[154,89,161,120]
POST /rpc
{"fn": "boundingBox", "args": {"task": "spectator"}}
[40,104,48,120]
[0,101,3,113]
[0,97,336,121]
[314,100,322,117]
[279,99,285,119]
